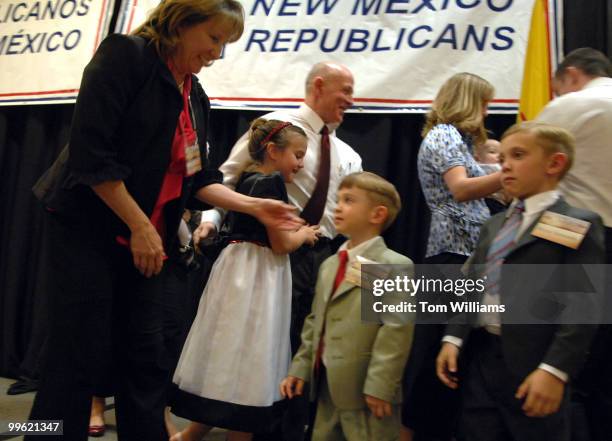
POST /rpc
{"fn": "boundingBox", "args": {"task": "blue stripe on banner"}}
[211,104,301,109]
[117,0,132,34]
[0,97,77,104]
[101,0,113,40]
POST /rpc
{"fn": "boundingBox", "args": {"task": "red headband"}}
[260,122,293,148]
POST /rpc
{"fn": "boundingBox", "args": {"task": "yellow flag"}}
[518,0,552,122]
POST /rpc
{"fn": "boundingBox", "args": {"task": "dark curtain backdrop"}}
[1,0,610,378]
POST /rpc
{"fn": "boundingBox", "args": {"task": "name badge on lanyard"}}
[184,96,202,177]
[185,139,202,176]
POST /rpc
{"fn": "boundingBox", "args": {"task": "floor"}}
[0,377,227,440]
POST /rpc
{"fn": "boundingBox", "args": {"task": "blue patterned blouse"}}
[417,124,490,258]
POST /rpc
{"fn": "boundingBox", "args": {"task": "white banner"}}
[118,0,562,114]
[0,0,115,105]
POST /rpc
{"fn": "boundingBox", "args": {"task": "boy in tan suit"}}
[280,172,414,441]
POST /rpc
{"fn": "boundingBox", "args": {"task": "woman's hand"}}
[91,180,166,277]
[130,221,165,277]
[443,166,502,202]
[253,198,304,230]
[196,184,304,230]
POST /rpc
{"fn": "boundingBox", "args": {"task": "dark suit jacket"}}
[34,34,221,247]
[447,197,605,382]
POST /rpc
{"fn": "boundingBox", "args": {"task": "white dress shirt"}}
[537,76,612,228]
[338,236,382,264]
[444,190,569,382]
[201,104,362,238]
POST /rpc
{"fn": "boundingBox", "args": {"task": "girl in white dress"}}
[170,119,319,441]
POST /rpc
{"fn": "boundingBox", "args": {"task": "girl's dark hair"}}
[248,119,306,162]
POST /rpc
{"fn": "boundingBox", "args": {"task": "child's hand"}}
[436,342,460,389]
[515,368,565,417]
[301,224,320,246]
[364,394,393,419]
[280,375,304,399]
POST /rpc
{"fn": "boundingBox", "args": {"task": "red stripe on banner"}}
[543,0,553,100]
[210,97,520,104]
[356,98,432,104]
[1,1,112,100]
[127,0,138,33]
[211,97,303,102]
[93,0,108,52]
[0,89,79,98]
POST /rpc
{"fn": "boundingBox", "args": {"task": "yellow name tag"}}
[531,211,591,249]
[344,256,390,287]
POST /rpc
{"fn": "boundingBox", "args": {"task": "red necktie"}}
[333,250,349,292]
[314,250,350,375]
[301,126,331,225]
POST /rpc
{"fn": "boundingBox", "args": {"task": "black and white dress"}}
[171,171,292,433]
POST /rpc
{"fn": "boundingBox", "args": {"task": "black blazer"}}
[447,197,605,381]
[34,34,221,246]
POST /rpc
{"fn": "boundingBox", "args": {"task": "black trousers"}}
[571,226,612,441]
[460,329,570,441]
[289,238,340,354]
[401,252,465,441]
[26,213,170,441]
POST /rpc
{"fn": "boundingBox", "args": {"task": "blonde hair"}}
[501,122,575,178]
[339,172,402,231]
[131,0,244,59]
[248,119,306,163]
[422,72,494,145]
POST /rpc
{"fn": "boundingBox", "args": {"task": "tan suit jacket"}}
[289,237,415,410]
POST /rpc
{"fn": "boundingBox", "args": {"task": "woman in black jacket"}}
[26,2,300,440]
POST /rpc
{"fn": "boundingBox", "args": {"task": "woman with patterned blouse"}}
[401,73,502,441]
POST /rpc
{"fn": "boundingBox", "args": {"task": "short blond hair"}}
[422,72,494,146]
[132,0,244,59]
[502,122,575,178]
[339,172,401,231]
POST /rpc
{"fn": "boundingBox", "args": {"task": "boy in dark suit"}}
[436,122,605,441]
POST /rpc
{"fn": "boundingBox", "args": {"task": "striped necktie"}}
[481,201,525,331]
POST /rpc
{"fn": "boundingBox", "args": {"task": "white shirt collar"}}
[338,236,382,263]
[510,190,560,216]
[583,76,612,90]
[297,103,338,135]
